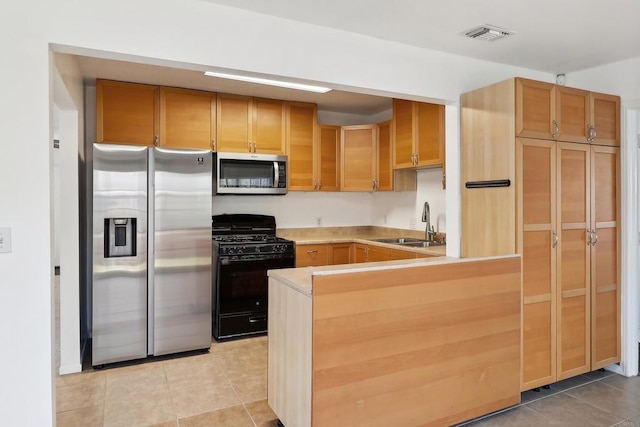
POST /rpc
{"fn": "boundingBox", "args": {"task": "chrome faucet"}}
[422,201,435,242]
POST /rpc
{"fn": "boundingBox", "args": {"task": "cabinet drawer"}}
[296,244,330,267]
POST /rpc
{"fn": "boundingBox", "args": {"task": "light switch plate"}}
[0,227,12,253]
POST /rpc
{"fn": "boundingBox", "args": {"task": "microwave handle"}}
[273,161,279,188]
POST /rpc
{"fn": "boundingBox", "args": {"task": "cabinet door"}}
[97,79,158,146]
[318,125,340,191]
[367,245,388,262]
[590,146,620,369]
[590,93,620,147]
[295,244,329,267]
[253,98,285,154]
[330,243,351,265]
[415,102,445,168]
[376,121,393,191]
[517,138,557,391]
[515,78,556,141]
[556,87,590,143]
[556,142,591,379]
[387,248,415,261]
[353,244,368,263]
[392,99,415,169]
[159,87,215,150]
[287,102,317,191]
[216,93,252,152]
[341,126,376,191]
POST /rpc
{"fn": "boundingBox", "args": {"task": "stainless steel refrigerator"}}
[92,143,212,366]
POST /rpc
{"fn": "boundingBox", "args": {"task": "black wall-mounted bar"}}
[465,179,511,189]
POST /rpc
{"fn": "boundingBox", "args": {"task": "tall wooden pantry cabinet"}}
[461,77,620,392]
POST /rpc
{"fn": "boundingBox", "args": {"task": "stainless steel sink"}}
[398,241,445,248]
[370,237,424,244]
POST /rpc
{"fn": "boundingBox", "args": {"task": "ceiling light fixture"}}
[204,71,332,93]
[465,25,513,42]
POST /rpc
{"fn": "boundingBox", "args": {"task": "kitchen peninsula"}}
[267,254,522,427]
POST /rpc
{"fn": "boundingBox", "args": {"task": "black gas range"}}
[211,214,295,340]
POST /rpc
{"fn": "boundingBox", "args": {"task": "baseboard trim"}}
[59,363,82,375]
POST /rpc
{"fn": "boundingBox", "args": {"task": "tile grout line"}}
[212,348,261,426]
[161,361,180,427]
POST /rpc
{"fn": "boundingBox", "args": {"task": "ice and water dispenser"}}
[104,218,137,257]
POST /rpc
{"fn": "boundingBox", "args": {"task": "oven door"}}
[214,254,294,339]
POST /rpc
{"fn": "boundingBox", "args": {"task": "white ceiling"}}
[74,0,640,116]
[201,0,640,74]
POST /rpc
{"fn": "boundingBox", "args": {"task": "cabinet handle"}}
[248,141,252,152]
[442,173,446,190]
[587,124,597,142]
[552,120,559,139]
[306,249,318,254]
[586,228,592,245]
[253,142,257,152]
[154,136,159,146]
[414,153,419,165]
[591,230,598,246]
[552,230,559,248]
[211,139,216,151]
[372,179,376,190]
[317,180,322,190]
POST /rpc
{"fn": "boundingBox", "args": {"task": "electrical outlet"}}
[409,218,416,229]
[316,216,322,226]
[0,227,12,253]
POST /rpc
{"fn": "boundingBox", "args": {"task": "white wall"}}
[53,53,84,376]
[213,192,374,227]
[0,0,604,423]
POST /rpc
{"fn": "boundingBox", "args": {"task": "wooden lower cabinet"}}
[268,256,521,427]
[295,244,330,268]
[329,243,351,265]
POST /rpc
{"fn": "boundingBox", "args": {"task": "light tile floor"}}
[55,336,278,427]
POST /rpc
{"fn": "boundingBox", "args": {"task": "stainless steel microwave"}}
[213,152,288,195]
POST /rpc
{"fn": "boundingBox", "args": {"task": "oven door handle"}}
[249,315,267,323]
[273,161,279,188]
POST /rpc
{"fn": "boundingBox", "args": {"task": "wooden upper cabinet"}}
[253,98,286,154]
[159,87,215,150]
[341,125,376,191]
[516,78,556,141]
[590,93,620,146]
[392,99,415,169]
[318,124,340,192]
[516,78,620,146]
[556,86,590,143]
[392,99,445,169]
[415,102,445,168]
[216,93,252,153]
[376,120,393,191]
[287,102,317,191]
[97,79,159,146]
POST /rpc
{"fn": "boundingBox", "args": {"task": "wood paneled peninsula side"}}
[267,254,522,427]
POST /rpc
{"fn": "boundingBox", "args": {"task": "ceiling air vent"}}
[465,25,513,41]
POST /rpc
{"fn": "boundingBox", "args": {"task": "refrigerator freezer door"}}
[92,144,148,365]
[153,148,212,355]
